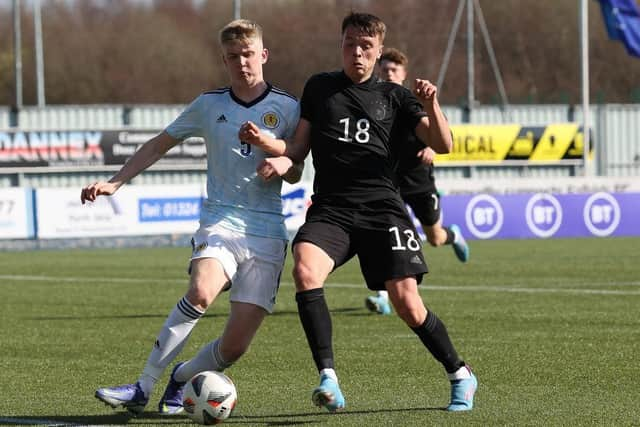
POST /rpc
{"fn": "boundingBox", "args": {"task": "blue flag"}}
[598,0,640,57]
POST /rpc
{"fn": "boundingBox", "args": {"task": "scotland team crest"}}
[262,112,279,129]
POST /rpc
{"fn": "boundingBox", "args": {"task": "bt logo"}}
[525,193,562,238]
[465,194,503,239]
[583,192,620,236]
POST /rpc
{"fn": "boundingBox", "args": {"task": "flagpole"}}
[580,0,591,176]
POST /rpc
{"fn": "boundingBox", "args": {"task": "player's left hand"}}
[413,79,438,105]
[257,156,293,181]
[239,121,263,146]
[417,146,436,165]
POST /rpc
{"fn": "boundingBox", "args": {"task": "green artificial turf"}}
[1,237,638,426]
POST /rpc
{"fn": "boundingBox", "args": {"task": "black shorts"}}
[402,191,441,227]
[292,202,428,290]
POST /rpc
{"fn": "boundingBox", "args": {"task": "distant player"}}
[81,19,301,415]
[365,48,469,316]
[240,12,477,413]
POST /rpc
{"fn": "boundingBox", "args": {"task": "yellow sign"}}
[436,123,591,163]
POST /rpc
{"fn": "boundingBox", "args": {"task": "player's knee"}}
[186,286,215,310]
[394,303,426,328]
[292,262,320,291]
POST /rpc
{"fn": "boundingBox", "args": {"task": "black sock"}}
[296,288,334,371]
[411,310,464,374]
[444,227,455,245]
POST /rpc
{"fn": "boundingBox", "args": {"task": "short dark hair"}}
[341,12,386,41]
[380,48,408,67]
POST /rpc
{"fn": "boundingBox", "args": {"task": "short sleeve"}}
[284,102,301,140]
[165,95,205,140]
[300,75,319,123]
[396,87,428,132]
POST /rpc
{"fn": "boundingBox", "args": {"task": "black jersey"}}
[394,121,437,196]
[300,71,426,206]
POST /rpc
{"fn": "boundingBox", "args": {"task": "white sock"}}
[138,296,204,396]
[174,339,232,383]
[320,368,338,383]
[447,365,472,381]
[377,290,389,300]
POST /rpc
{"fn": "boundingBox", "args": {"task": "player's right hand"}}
[256,156,293,181]
[80,182,118,204]
[238,121,263,146]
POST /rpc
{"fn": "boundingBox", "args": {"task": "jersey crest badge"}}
[372,100,388,121]
[262,112,279,129]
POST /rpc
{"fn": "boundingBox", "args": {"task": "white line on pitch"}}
[1,274,639,296]
[316,282,640,296]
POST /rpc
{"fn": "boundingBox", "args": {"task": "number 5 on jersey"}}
[240,141,252,156]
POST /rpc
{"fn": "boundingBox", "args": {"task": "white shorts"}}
[190,223,287,313]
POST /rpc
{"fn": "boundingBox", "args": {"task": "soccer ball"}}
[182,371,237,425]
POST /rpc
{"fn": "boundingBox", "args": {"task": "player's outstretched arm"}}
[413,79,452,154]
[80,131,180,204]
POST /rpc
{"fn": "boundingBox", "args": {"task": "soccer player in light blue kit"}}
[81,19,301,415]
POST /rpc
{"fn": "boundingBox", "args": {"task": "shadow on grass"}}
[24,307,365,322]
[0,406,443,426]
[24,313,227,321]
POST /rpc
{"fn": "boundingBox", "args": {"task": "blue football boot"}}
[450,224,470,263]
[365,295,392,315]
[95,382,148,415]
[447,367,478,411]
[312,374,345,413]
[158,362,186,415]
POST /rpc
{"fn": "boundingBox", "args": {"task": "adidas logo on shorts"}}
[410,255,423,264]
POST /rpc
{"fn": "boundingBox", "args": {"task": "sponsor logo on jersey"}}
[216,114,228,123]
[262,112,279,129]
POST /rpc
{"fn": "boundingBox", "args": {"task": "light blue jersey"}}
[165,84,299,240]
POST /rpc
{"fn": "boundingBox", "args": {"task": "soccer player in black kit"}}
[239,12,477,413]
[366,48,470,316]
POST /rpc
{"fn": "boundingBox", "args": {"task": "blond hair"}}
[219,19,263,46]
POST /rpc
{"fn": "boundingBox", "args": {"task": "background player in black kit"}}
[239,12,477,413]
[366,48,470,316]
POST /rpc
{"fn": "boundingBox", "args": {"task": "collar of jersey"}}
[340,70,377,87]
[229,83,273,108]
